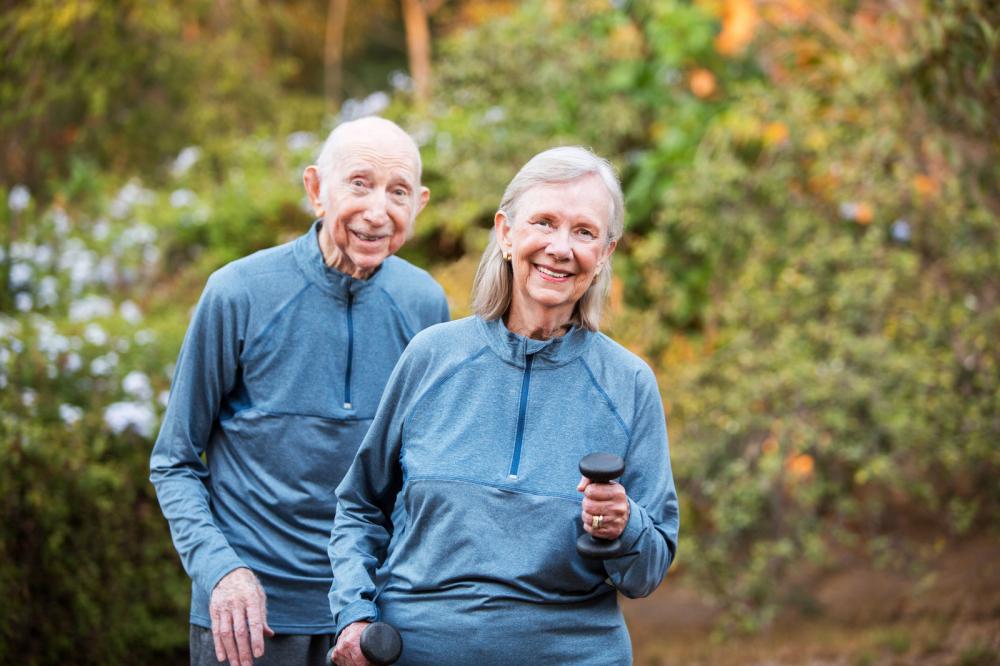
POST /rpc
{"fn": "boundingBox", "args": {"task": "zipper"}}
[344,293,354,409]
[508,353,534,479]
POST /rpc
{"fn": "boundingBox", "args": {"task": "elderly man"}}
[150,116,449,666]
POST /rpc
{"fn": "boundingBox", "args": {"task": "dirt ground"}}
[622,535,1000,665]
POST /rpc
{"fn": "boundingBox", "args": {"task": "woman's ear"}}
[494,210,513,250]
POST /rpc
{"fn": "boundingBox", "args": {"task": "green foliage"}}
[2,0,998,660]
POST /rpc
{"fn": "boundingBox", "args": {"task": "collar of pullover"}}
[293,220,385,300]
[477,315,592,368]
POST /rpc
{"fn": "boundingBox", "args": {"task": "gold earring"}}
[503,252,512,262]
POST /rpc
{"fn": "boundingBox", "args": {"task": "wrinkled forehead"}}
[329,129,421,182]
[513,175,615,229]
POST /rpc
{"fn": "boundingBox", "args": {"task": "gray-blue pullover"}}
[150,221,449,633]
[329,315,679,664]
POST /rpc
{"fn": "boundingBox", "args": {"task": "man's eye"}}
[394,189,408,197]
[535,219,553,227]
[351,179,366,187]
[578,228,596,238]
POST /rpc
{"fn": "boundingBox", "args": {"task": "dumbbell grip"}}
[577,452,626,559]
[327,621,403,665]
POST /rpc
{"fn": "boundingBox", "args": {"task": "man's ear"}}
[303,166,324,217]
[416,186,430,216]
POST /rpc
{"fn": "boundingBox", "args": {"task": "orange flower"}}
[689,68,717,98]
[715,0,758,55]
[763,121,789,146]
[855,202,874,224]
[913,174,938,197]
[786,453,814,478]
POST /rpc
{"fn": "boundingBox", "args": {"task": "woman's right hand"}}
[330,621,373,666]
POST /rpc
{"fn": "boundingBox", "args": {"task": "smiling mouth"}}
[534,264,573,280]
[351,230,388,242]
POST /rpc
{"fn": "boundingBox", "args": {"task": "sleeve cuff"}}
[617,497,646,553]
[336,599,380,636]
[202,559,249,598]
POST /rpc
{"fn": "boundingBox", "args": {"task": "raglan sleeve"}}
[602,364,680,598]
[149,268,250,597]
[327,339,427,635]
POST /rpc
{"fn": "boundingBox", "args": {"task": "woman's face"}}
[497,174,617,325]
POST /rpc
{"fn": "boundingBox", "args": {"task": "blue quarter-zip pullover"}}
[150,220,449,633]
[329,315,679,664]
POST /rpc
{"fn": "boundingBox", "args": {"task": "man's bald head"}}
[316,117,423,194]
[302,116,431,279]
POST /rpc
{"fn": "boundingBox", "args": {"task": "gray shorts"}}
[190,624,335,666]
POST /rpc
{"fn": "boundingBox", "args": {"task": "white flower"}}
[389,71,413,93]
[34,317,70,358]
[50,207,71,235]
[119,300,143,324]
[0,316,22,339]
[134,329,155,345]
[170,188,197,208]
[59,240,97,287]
[90,351,119,375]
[340,91,391,122]
[171,146,202,178]
[103,401,157,438]
[70,295,115,322]
[38,276,60,307]
[60,403,84,426]
[483,106,506,124]
[15,293,33,312]
[65,352,82,372]
[122,370,153,400]
[92,218,110,241]
[286,131,317,152]
[8,184,31,212]
[84,323,109,346]
[158,389,170,408]
[10,262,32,288]
[96,257,117,286]
[22,389,37,407]
[110,181,154,218]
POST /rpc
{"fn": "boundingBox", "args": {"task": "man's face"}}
[305,127,428,278]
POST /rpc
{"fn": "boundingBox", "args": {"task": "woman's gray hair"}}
[471,146,624,331]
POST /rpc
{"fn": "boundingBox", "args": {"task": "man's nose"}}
[363,189,390,225]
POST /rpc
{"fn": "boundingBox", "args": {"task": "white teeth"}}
[536,266,570,278]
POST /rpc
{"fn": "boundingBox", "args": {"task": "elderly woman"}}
[328,146,679,665]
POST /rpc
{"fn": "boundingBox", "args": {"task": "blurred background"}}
[2,0,998,664]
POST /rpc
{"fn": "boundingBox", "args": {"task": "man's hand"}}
[330,621,373,666]
[209,567,275,666]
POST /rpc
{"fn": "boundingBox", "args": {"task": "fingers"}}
[210,608,226,662]
[578,476,629,538]
[581,509,627,539]
[245,598,265,659]
[233,605,254,666]
[215,608,241,666]
[331,623,372,666]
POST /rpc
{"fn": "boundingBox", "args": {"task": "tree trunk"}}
[325,0,349,111]
[400,0,432,105]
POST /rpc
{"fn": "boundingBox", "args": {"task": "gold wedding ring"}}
[592,514,604,530]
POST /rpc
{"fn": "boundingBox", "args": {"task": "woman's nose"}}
[545,230,572,260]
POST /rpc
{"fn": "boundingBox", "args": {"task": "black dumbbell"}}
[327,621,403,665]
[576,452,626,559]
